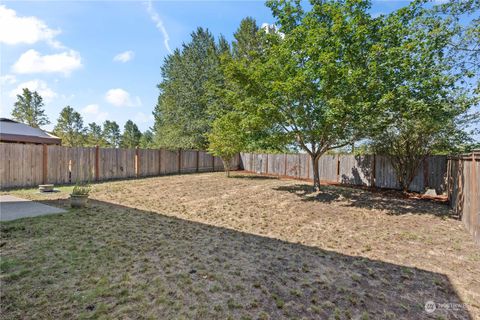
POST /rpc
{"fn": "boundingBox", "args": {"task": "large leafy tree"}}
[11,88,50,128]
[153,28,226,149]
[211,17,286,153]
[225,0,378,190]
[369,2,478,191]
[207,112,246,177]
[121,120,142,148]
[53,106,85,147]
[102,120,121,148]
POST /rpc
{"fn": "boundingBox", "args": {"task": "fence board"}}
[138,149,160,177]
[0,143,43,188]
[448,152,479,245]
[181,150,198,173]
[161,149,179,174]
[339,155,373,186]
[198,151,214,172]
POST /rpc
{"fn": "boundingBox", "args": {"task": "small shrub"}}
[72,182,91,196]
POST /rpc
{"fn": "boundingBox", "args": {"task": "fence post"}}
[266,154,269,175]
[336,154,340,183]
[135,147,140,177]
[306,153,311,179]
[212,154,215,172]
[423,157,429,189]
[178,149,182,174]
[42,144,48,184]
[370,154,376,188]
[284,154,287,177]
[95,145,100,181]
[159,148,162,175]
[471,151,477,238]
[196,150,200,173]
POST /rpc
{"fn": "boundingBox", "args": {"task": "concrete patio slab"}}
[0,195,66,221]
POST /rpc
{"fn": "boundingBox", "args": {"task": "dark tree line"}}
[11,88,154,148]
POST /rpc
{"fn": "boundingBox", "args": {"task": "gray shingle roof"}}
[0,118,61,144]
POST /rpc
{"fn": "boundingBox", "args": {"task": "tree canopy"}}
[153,27,226,149]
[121,120,142,148]
[103,120,121,148]
[12,88,50,128]
[53,106,85,147]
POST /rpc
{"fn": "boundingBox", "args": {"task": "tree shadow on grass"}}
[0,198,471,319]
[273,184,451,217]
[230,174,279,180]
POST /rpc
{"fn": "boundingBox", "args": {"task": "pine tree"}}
[102,120,121,148]
[139,130,154,148]
[53,106,85,147]
[121,120,142,148]
[86,122,106,147]
[153,28,225,149]
[11,88,50,128]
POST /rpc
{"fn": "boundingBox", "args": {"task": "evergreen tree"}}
[153,27,225,149]
[139,130,154,148]
[232,17,262,59]
[121,120,142,148]
[103,120,121,147]
[85,122,106,147]
[53,106,85,147]
[11,88,50,128]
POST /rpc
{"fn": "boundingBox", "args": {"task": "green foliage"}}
[224,0,377,190]
[102,120,121,148]
[11,88,50,128]
[53,106,85,147]
[71,182,91,196]
[85,122,107,147]
[207,112,246,176]
[368,1,478,191]
[433,0,480,82]
[121,120,142,148]
[139,130,154,148]
[232,17,263,59]
[153,28,226,149]
[212,17,287,153]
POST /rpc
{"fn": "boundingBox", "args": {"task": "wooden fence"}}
[240,152,448,193]
[447,151,480,245]
[0,143,237,189]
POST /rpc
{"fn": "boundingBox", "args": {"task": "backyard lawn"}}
[1,172,479,319]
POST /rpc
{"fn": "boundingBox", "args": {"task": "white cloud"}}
[105,88,141,107]
[113,50,134,63]
[9,79,57,102]
[12,49,82,76]
[134,112,154,124]
[145,1,172,54]
[82,104,109,123]
[0,5,62,48]
[0,74,17,85]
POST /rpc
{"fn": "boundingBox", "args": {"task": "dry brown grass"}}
[1,172,479,319]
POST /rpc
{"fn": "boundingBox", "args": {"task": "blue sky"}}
[0,1,416,133]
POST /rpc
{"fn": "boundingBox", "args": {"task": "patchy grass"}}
[1,172,479,319]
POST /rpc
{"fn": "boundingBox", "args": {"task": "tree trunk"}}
[222,157,231,177]
[312,153,321,191]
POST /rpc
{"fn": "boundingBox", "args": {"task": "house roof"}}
[0,118,61,145]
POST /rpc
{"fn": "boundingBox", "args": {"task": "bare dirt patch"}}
[1,172,479,319]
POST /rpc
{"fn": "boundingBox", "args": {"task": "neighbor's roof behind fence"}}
[0,118,61,145]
